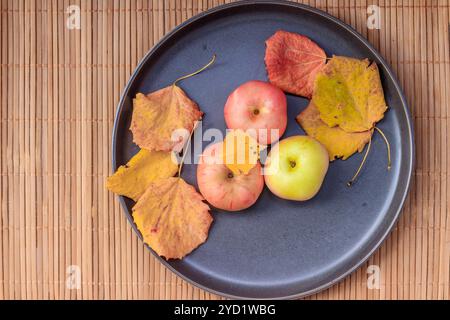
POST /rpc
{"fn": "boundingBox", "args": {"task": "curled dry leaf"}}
[130,85,203,152]
[132,177,213,260]
[265,30,327,98]
[106,149,178,201]
[297,102,373,161]
[313,56,388,133]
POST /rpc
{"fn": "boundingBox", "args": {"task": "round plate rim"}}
[111,0,415,300]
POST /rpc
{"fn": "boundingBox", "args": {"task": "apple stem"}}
[173,54,216,87]
[374,126,392,170]
[347,136,372,187]
[178,121,199,178]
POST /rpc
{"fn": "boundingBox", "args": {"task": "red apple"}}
[197,142,264,211]
[224,80,287,144]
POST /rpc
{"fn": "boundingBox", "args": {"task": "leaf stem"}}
[178,121,199,177]
[347,136,372,187]
[374,126,392,170]
[173,54,217,87]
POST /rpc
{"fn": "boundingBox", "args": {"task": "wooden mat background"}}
[0,0,449,300]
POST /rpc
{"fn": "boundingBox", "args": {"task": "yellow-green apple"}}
[197,142,264,211]
[264,135,329,201]
[224,80,287,145]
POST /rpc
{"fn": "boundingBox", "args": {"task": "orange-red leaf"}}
[130,85,203,152]
[265,30,326,98]
[132,177,213,260]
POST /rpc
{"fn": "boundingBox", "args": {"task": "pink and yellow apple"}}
[224,80,287,145]
[264,135,329,201]
[197,142,264,211]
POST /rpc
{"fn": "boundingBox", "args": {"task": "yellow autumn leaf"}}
[130,85,203,152]
[297,102,373,161]
[106,149,178,201]
[222,129,265,175]
[312,56,388,133]
[132,177,213,260]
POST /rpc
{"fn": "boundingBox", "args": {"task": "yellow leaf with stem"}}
[313,56,388,133]
[297,102,373,161]
[133,177,213,259]
[106,149,178,201]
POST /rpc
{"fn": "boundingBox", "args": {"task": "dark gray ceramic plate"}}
[112,1,414,299]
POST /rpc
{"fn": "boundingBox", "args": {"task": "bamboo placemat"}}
[0,0,449,300]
